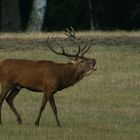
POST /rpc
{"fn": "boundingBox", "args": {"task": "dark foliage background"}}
[0,0,140,31]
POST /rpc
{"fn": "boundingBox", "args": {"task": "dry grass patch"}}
[0,31,140,49]
[0,32,139,140]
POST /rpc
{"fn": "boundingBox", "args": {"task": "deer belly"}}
[15,75,43,92]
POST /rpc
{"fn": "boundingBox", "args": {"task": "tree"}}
[27,0,47,32]
[88,0,95,30]
[1,0,21,32]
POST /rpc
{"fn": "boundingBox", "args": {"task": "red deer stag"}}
[0,29,97,127]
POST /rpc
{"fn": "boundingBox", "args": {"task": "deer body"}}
[0,29,97,127]
[0,59,84,92]
[0,58,96,126]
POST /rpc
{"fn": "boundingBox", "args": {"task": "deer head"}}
[47,28,97,77]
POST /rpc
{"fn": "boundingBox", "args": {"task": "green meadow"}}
[0,32,139,140]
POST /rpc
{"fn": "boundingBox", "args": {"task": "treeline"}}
[0,0,140,32]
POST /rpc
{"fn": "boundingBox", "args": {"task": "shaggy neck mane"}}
[56,63,85,90]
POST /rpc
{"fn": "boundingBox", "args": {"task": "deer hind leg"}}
[0,86,11,124]
[6,88,22,125]
[49,95,61,127]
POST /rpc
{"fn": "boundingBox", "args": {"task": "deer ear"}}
[70,60,76,64]
[68,57,78,64]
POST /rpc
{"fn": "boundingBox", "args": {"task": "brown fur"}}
[0,58,96,126]
[0,59,96,126]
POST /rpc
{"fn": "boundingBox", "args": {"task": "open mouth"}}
[84,65,97,77]
[93,66,97,71]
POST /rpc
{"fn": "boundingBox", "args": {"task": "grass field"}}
[0,32,140,140]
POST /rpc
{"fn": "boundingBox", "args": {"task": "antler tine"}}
[47,36,60,55]
[81,41,88,54]
[58,42,66,54]
[65,28,75,39]
[65,27,82,56]
[70,26,76,38]
[81,40,93,56]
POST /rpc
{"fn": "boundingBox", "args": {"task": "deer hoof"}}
[57,124,62,128]
[34,122,39,127]
[17,118,22,125]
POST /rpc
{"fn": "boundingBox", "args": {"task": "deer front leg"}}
[49,95,61,127]
[34,93,49,127]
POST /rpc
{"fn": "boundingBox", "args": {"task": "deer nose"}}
[91,59,97,71]
[92,59,97,65]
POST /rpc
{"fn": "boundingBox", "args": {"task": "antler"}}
[47,27,93,58]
